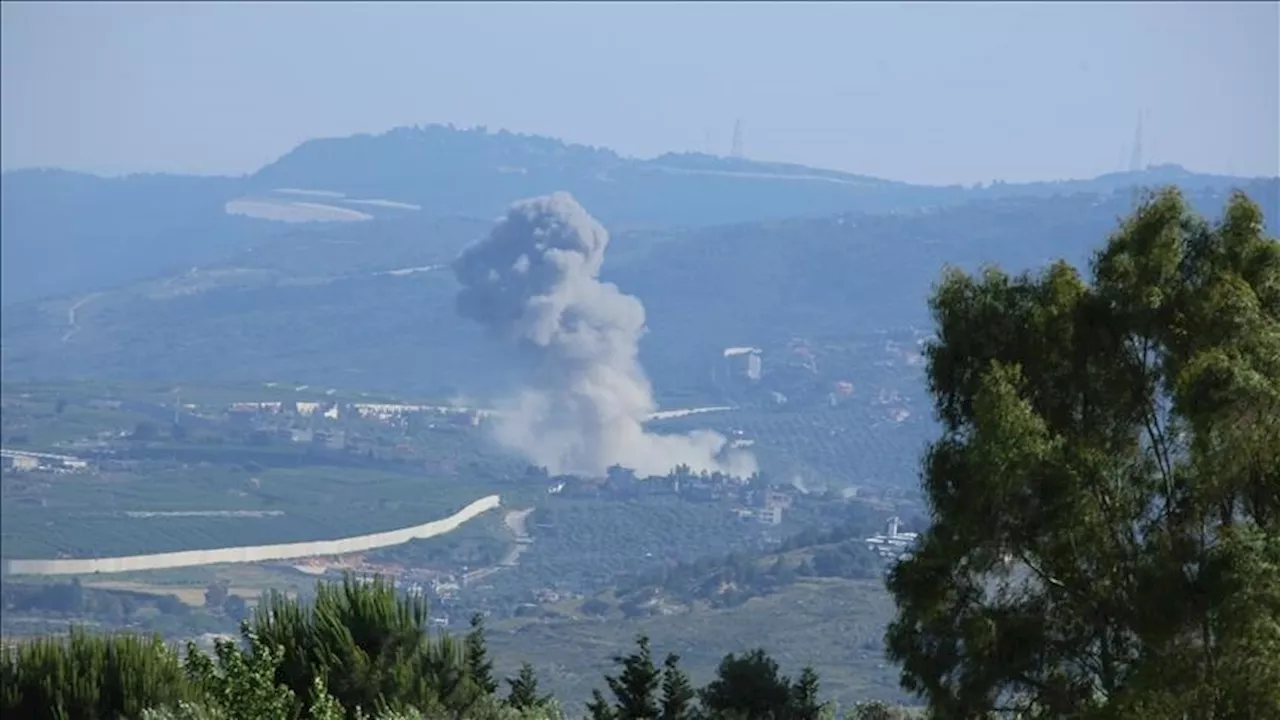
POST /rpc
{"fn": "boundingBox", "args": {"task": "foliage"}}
[2,576,913,719]
[586,634,663,720]
[167,633,344,720]
[506,662,552,711]
[482,577,902,711]
[246,574,482,718]
[467,613,500,697]
[0,626,192,720]
[597,500,887,614]
[588,636,838,720]
[0,580,233,638]
[886,187,1280,717]
[514,496,784,595]
[659,654,698,720]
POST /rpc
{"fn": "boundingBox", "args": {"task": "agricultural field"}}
[2,463,515,559]
[0,381,535,562]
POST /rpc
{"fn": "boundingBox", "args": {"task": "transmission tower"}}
[731,119,744,158]
[1127,109,1148,211]
[1128,110,1144,173]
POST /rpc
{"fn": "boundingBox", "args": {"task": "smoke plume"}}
[453,192,757,478]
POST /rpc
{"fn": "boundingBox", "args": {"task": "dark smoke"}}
[453,192,756,478]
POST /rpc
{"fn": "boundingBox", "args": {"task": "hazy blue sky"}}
[2,1,1276,185]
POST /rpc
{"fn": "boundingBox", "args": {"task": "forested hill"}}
[3,121,1272,305]
[2,181,1273,405]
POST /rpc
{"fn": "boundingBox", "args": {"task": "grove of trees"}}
[887,188,1279,718]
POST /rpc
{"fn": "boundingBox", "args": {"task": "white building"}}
[722,347,763,383]
[1,448,89,472]
[864,516,919,561]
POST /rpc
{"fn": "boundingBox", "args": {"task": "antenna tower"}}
[1128,110,1144,172]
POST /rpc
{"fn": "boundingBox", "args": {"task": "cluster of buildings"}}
[225,399,482,428]
[863,516,919,561]
[731,488,793,526]
[0,448,90,473]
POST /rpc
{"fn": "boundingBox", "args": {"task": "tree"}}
[587,635,662,720]
[42,579,85,615]
[204,581,230,610]
[1,628,191,720]
[505,662,550,710]
[659,654,698,720]
[885,188,1280,718]
[789,667,825,720]
[466,612,499,696]
[699,649,793,719]
[247,574,474,717]
[222,594,249,623]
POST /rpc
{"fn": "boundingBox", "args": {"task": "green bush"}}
[0,627,192,720]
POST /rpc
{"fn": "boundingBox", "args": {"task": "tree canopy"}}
[885,187,1280,718]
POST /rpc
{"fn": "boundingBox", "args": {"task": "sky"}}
[2,1,1276,186]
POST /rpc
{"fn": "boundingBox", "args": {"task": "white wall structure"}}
[3,495,501,577]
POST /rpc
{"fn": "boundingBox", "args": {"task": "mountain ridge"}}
[3,122,1275,307]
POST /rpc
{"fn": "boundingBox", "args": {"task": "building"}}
[722,347,763,383]
[1,449,89,472]
[760,490,793,510]
[758,506,783,525]
[1,454,39,471]
[864,516,919,562]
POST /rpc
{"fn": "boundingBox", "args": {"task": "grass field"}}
[484,577,907,712]
[77,580,269,607]
[65,562,317,600]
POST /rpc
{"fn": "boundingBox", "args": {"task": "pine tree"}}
[659,653,698,720]
[587,688,620,720]
[789,667,824,720]
[465,612,498,697]
[589,635,662,720]
[505,662,549,710]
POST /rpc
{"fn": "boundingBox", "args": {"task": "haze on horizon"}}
[2,1,1276,186]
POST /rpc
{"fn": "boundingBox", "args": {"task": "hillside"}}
[3,122,1271,305]
[4,181,1272,407]
[485,577,905,711]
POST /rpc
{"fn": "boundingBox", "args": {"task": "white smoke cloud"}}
[453,192,757,478]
